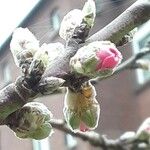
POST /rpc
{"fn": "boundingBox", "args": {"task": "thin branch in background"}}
[50,119,149,150]
[50,119,127,149]
[87,0,150,45]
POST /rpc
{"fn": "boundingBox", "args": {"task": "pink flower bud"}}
[70,41,122,77]
[79,122,89,132]
[96,47,122,70]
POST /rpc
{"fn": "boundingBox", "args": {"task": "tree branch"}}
[0,1,150,148]
[114,47,150,75]
[43,0,150,79]
[87,0,150,44]
[50,119,149,150]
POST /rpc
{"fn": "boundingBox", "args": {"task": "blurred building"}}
[0,0,150,150]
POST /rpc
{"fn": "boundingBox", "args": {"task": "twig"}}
[50,119,129,149]
[50,119,148,150]
[87,0,150,45]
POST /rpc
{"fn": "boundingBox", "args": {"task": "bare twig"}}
[50,119,148,150]
[0,1,150,148]
[87,0,150,45]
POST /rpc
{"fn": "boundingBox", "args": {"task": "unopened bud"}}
[70,41,122,78]
[82,0,96,27]
[10,28,39,67]
[59,9,83,41]
[59,0,96,41]
[38,77,65,94]
[10,102,53,140]
[29,42,64,77]
[64,82,100,132]
[40,43,64,68]
[136,118,150,141]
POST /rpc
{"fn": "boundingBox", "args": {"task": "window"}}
[65,134,77,150]
[32,138,50,150]
[95,0,101,15]
[2,62,12,84]
[111,0,123,5]
[50,8,60,31]
[132,20,150,84]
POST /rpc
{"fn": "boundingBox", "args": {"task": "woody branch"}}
[0,0,150,149]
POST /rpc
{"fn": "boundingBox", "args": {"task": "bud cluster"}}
[10,28,65,77]
[10,28,39,67]
[59,0,96,41]
[10,102,53,140]
[70,41,122,78]
[64,82,100,132]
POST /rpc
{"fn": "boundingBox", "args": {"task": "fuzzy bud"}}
[136,118,150,141]
[64,82,100,132]
[10,28,39,67]
[59,0,96,41]
[38,77,65,95]
[29,42,64,78]
[59,9,83,41]
[82,0,96,27]
[70,41,122,78]
[40,42,65,68]
[10,102,53,140]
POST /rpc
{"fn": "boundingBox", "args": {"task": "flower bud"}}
[81,105,99,129]
[38,77,65,95]
[10,102,53,140]
[82,0,96,27]
[59,9,83,41]
[59,0,96,41]
[40,43,65,68]
[70,41,122,78]
[64,82,100,132]
[136,118,150,141]
[29,43,64,77]
[10,28,39,67]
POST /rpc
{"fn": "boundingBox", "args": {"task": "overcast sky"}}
[0,0,40,48]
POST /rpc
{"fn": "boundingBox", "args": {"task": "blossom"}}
[10,28,39,67]
[29,42,65,75]
[82,0,96,27]
[70,41,122,78]
[59,9,83,41]
[10,102,53,140]
[40,42,65,68]
[59,0,96,41]
[64,82,100,132]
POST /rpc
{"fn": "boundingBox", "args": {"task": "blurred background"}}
[0,0,150,150]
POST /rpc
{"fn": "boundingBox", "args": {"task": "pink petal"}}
[96,47,122,70]
[101,55,119,69]
[145,127,150,133]
[96,49,112,60]
[109,48,122,59]
[79,122,89,132]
